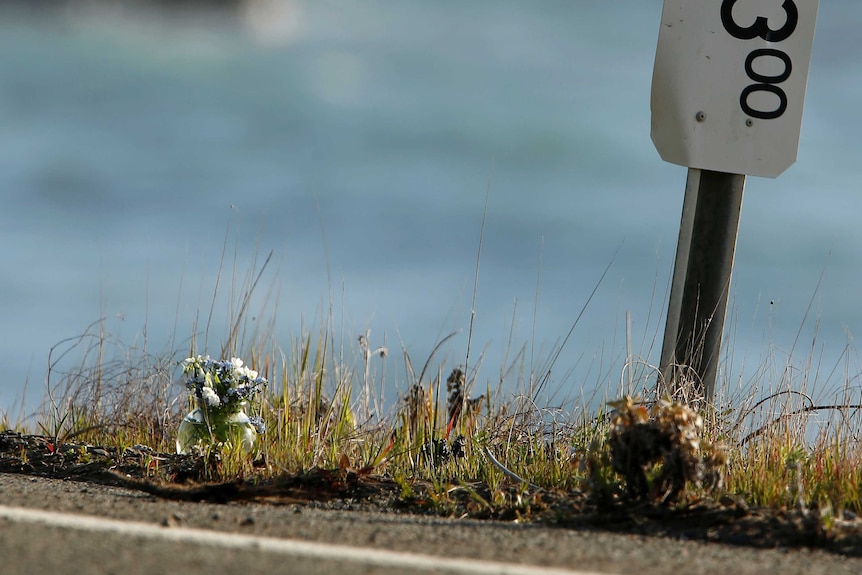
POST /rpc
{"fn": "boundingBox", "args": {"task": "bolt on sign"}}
[651,0,819,178]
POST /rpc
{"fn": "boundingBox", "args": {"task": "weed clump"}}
[419,435,467,467]
[607,395,726,503]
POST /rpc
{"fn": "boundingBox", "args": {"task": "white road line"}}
[0,505,613,575]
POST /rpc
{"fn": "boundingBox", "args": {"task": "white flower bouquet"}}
[175,355,267,454]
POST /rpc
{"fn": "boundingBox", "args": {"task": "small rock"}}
[239,516,256,526]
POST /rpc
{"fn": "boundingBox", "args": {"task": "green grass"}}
[14,310,862,517]
[8,245,862,518]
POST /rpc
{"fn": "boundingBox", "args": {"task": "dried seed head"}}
[606,396,725,503]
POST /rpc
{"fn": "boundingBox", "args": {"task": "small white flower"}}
[200,386,221,407]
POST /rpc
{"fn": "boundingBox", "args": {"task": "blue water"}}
[2,1,861,418]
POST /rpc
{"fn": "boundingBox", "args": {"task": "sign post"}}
[659,169,744,402]
[652,0,819,401]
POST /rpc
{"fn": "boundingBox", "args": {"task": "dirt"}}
[3,429,862,558]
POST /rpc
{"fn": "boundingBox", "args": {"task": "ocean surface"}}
[2,1,861,419]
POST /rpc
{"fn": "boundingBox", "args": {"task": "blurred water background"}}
[1,0,861,420]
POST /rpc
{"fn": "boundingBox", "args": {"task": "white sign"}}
[651,0,819,178]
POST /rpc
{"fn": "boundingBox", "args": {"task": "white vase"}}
[175,407,257,455]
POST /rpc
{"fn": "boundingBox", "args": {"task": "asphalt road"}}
[2,473,862,575]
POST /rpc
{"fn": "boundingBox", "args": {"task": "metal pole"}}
[659,168,745,402]
[659,169,700,388]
